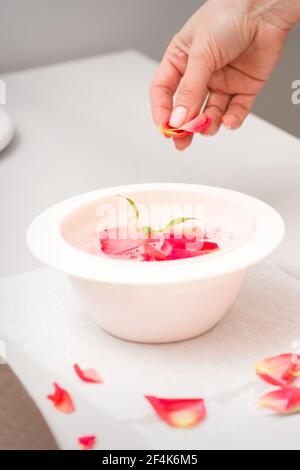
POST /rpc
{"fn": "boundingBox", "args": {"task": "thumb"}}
[169,48,212,128]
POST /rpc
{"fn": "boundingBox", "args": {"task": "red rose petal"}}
[258,387,300,415]
[78,435,96,450]
[256,354,300,387]
[142,243,167,261]
[99,227,143,256]
[159,114,211,139]
[166,248,204,260]
[165,232,195,249]
[145,396,206,428]
[47,382,75,414]
[142,238,174,261]
[74,364,103,384]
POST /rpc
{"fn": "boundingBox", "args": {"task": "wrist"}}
[249,0,300,30]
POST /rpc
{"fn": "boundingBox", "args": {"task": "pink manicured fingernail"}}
[169,106,188,128]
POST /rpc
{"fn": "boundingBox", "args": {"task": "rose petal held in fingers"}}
[47,382,75,414]
[145,396,206,428]
[258,388,300,415]
[256,354,300,387]
[74,364,103,384]
[159,114,211,139]
[78,435,96,450]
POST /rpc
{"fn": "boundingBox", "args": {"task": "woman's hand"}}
[150,0,300,150]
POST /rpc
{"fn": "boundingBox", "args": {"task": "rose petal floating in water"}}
[145,396,207,428]
[99,228,219,261]
[159,114,211,139]
[98,196,219,261]
[142,242,168,261]
[100,227,143,256]
[78,435,96,450]
[256,354,300,387]
[47,382,75,414]
[258,387,300,415]
[74,364,103,384]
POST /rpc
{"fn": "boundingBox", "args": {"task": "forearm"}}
[250,0,300,30]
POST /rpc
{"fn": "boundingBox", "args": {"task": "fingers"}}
[174,135,194,151]
[202,92,231,136]
[223,94,256,130]
[170,49,211,129]
[174,90,229,149]
[209,66,265,97]
[171,50,212,151]
[150,41,213,151]
[150,41,188,127]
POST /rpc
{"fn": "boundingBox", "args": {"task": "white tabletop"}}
[0,107,14,153]
[1,50,300,280]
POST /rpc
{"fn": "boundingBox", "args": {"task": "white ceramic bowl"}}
[27,183,285,343]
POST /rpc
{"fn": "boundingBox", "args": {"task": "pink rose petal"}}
[47,382,75,414]
[159,114,211,139]
[145,396,207,428]
[256,354,300,387]
[99,227,143,256]
[258,387,300,415]
[78,435,96,450]
[74,363,103,384]
[181,114,211,133]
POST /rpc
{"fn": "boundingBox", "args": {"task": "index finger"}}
[150,47,187,126]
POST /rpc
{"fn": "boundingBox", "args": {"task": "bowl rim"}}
[26,183,285,285]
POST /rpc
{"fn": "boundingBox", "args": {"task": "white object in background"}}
[26,183,285,344]
[0,107,14,152]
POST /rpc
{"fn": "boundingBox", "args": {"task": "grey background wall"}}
[0,0,299,138]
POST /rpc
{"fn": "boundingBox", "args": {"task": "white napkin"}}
[1,261,300,449]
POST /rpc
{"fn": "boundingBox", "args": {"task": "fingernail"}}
[223,124,234,130]
[169,106,188,128]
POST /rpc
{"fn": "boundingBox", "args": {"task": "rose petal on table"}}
[256,354,300,387]
[258,387,300,415]
[47,382,75,414]
[145,396,206,428]
[159,114,211,139]
[74,364,103,384]
[99,227,143,255]
[78,435,96,450]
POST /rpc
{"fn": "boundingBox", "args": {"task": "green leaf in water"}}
[157,217,197,233]
[117,194,140,226]
[117,194,197,235]
[141,225,155,237]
